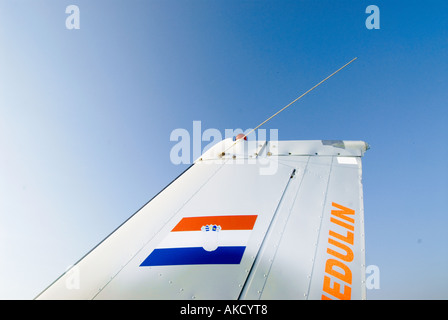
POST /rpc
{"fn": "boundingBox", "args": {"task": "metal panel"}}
[239,155,366,300]
[271,140,369,157]
[36,163,224,299]
[240,156,332,299]
[37,159,294,299]
[94,161,294,299]
[307,156,366,300]
[36,140,368,300]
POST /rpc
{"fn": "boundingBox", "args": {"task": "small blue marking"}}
[140,246,246,267]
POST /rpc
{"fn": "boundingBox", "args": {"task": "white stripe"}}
[337,157,358,165]
[157,230,252,249]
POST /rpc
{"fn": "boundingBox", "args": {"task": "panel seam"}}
[305,156,334,299]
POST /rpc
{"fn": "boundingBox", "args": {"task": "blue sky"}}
[0,0,447,299]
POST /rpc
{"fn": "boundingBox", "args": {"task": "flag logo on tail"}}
[140,215,258,266]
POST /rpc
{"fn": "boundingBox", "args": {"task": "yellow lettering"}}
[327,238,354,262]
[331,202,355,224]
[330,217,354,231]
[322,275,351,300]
[329,229,354,246]
[325,258,352,285]
[321,202,356,300]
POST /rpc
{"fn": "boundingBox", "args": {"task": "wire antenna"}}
[242,57,358,140]
[217,57,358,158]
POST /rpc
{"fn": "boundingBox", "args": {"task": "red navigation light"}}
[235,134,247,141]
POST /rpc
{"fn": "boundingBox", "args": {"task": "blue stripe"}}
[140,246,246,266]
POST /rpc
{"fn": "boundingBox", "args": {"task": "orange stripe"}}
[171,215,258,232]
